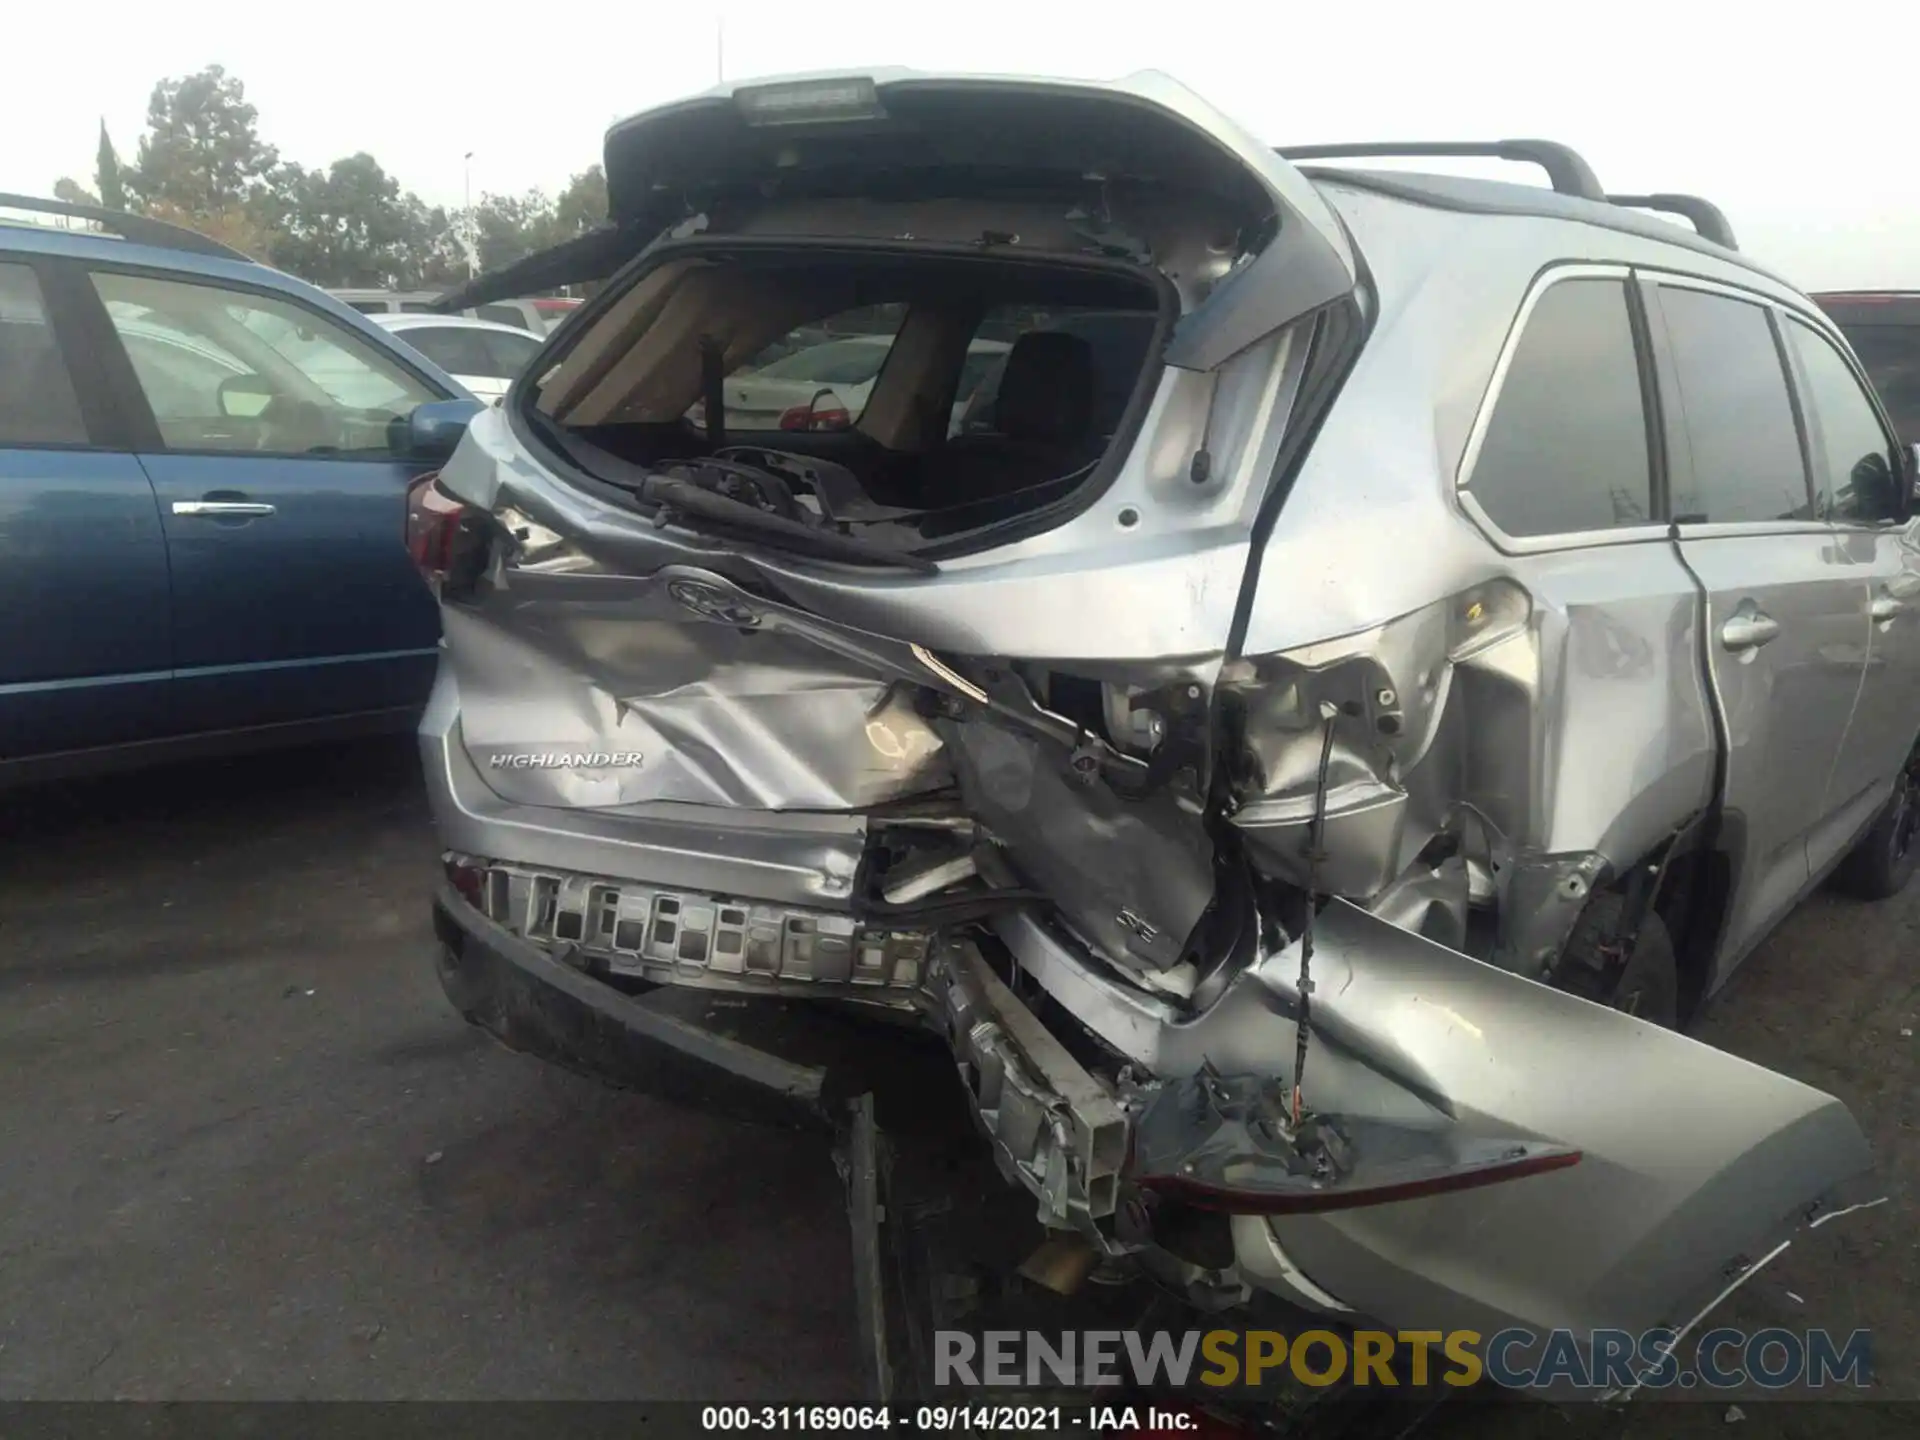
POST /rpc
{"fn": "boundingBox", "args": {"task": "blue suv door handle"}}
[172,500,276,518]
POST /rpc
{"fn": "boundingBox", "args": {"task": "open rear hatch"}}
[420,69,1878,1356]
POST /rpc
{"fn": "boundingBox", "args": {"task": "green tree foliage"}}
[554,165,608,236]
[62,67,606,292]
[96,123,127,211]
[124,66,279,217]
[271,154,464,289]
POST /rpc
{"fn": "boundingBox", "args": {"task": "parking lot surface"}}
[0,738,1913,1431]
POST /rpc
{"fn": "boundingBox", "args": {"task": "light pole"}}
[716,14,725,83]
[463,151,475,278]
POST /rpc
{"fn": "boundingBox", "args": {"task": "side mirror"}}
[218,375,275,419]
[393,399,484,461]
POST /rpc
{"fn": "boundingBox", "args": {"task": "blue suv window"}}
[92,271,437,455]
[0,263,87,446]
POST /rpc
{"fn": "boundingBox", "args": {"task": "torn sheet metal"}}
[993,896,1876,1342]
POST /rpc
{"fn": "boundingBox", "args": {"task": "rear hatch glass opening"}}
[514,241,1175,561]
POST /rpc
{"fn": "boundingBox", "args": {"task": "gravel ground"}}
[0,737,1912,1433]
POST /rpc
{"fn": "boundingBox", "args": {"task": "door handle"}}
[1721,611,1781,653]
[1870,593,1906,622]
[171,501,276,518]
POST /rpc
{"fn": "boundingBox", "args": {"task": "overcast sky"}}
[7,0,1914,289]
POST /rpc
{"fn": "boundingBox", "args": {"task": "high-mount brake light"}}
[734,77,883,127]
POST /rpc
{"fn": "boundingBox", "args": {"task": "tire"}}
[1829,748,1920,902]
[1549,893,1680,1028]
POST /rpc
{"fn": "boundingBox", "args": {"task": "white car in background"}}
[371,313,545,404]
[693,334,1009,434]
[334,290,578,334]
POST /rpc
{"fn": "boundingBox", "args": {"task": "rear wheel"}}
[1829,744,1920,902]
[1549,893,1680,1028]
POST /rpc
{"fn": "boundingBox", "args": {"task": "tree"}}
[96,122,127,211]
[125,65,279,218]
[140,198,278,259]
[259,154,467,289]
[52,177,99,206]
[467,189,562,273]
[553,164,608,236]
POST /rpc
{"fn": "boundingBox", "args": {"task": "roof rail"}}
[0,192,251,262]
[1605,194,1737,250]
[1277,141,1605,202]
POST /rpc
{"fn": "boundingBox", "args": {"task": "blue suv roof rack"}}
[1276,141,1606,202]
[1605,193,1738,250]
[0,192,252,262]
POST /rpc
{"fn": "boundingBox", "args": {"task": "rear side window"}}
[1785,319,1901,524]
[483,328,542,377]
[1655,286,1812,524]
[1465,278,1652,537]
[399,325,497,378]
[0,263,88,446]
[1836,324,1920,445]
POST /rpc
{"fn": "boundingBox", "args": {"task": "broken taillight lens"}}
[444,854,486,909]
[778,403,851,432]
[405,471,468,586]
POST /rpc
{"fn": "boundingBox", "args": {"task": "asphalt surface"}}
[0,737,1914,1431]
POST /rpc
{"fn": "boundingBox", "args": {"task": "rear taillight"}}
[444,854,486,909]
[778,403,851,432]
[405,471,469,586]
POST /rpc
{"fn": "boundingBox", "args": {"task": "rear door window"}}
[1463,277,1653,538]
[91,270,438,454]
[1655,285,1813,524]
[1785,318,1902,524]
[0,263,88,446]
[482,328,543,378]
[398,325,498,379]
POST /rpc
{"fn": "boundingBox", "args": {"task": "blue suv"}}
[0,193,483,784]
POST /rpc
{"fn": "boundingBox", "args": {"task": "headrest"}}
[993,330,1095,445]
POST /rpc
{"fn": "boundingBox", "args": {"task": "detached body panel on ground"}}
[413,71,1907,1375]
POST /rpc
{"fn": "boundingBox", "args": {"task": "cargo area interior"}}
[523,246,1166,547]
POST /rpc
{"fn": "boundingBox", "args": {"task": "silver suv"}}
[411,71,1908,1365]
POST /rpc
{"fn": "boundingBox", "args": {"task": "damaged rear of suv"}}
[416,70,1900,1372]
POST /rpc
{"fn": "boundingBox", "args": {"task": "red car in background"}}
[1814,290,1920,443]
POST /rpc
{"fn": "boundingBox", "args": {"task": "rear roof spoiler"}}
[430,225,646,313]
[1605,193,1738,250]
[1276,141,1605,202]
